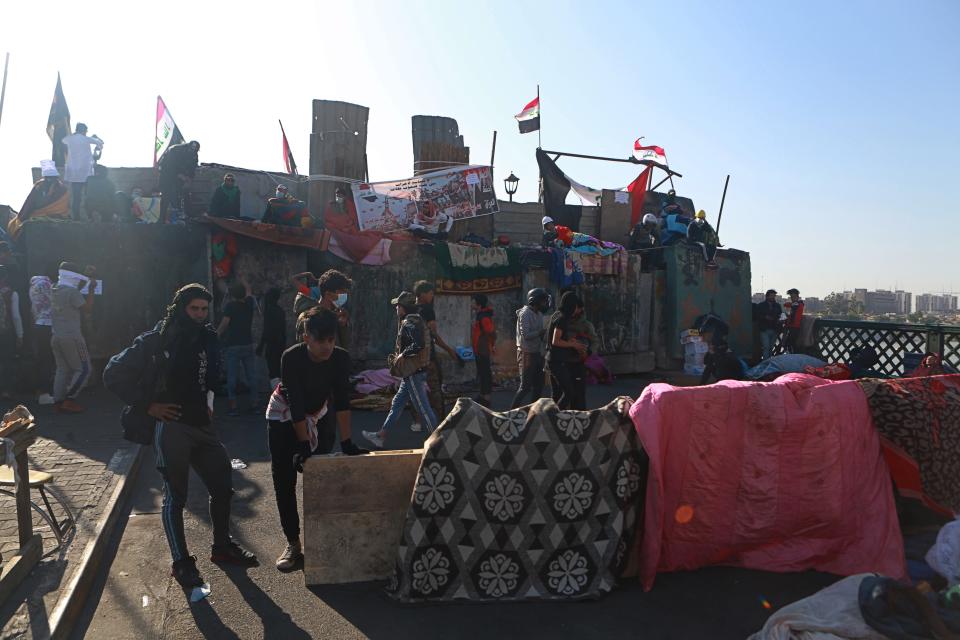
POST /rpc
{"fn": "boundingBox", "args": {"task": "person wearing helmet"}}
[511,288,551,409]
[627,212,661,250]
[686,209,720,267]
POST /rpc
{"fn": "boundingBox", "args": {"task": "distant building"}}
[916,293,959,313]
[839,288,912,315]
[804,296,822,313]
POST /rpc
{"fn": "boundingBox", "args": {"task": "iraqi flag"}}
[46,74,71,167]
[515,97,540,134]
[279,120,298,175]
[633,140,667,167]
[154,96,184,166]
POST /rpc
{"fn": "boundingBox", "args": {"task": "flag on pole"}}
[633,139,667,167]
[46,74,70,166]
[627,166,652,226]
[279,120,298,175]
[515,97,540,134]
[154,96,184,167]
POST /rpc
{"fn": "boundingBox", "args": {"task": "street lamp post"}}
[504,172,519,202]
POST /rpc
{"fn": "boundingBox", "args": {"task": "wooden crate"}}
[302,449,422,585]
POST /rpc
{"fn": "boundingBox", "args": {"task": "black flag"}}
[535,148,582,231]
[46,74,70,166]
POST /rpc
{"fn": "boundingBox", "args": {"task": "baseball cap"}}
[391,291,417,307]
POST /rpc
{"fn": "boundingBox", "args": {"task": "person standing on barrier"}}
[363,291,436,448]
[511,288,550,409]
[103,284,257,591]
[266,307,367,572]
[547,292,588,410]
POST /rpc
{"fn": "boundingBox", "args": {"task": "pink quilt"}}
[629,373,905,590]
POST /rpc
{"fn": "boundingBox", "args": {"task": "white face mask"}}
[335,195,345,204]
[334,293,348,308]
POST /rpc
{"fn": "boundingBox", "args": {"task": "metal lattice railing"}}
[814,319,960,376]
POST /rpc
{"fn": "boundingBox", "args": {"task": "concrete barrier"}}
[303,449,423,585]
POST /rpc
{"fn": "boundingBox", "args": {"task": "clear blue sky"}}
[1,0,958,297]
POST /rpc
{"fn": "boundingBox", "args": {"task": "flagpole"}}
[0,53,9,131]
[537,84,541,149]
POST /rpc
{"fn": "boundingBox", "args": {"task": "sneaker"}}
[275,541,303,572]
[171,556,204,589]
[362,430,385,449]
[38,394,55,406]
[210,541,259,566]
[56,399,85,414]
[409,422,423,433]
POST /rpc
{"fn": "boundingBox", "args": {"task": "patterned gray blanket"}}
[387,396,646,603]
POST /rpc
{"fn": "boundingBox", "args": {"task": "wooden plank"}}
[15,451,32,546]
[0,534,42,606]
[302,449,423,585]
[303,510,408,584]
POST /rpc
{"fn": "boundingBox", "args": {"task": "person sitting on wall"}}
[627,213,661,250]
[542,216,608,252]
[322,187,361,233]
[686,209,720,267]
[8,161,69,239]
[660,210,691,246]
[84,165,118,223]
[209,173,242,219]
[262,185,311,227]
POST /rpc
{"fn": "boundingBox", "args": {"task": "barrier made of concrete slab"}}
[303,449,423,585]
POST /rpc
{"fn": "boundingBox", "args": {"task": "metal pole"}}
[490,130,497,169]
[537,84,541,149]
[0,53,8,130]
[716,174,730,233]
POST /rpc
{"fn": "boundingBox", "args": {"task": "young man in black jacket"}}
[103,284,257,590]
[265,307,367,571]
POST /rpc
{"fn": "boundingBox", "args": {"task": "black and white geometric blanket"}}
[387,397,646,603]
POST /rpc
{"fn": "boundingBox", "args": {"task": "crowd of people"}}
[624,189,721,267]
[56,266,604,588]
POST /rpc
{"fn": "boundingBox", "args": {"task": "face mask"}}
[334,293,348,308]
[335,196,345,204]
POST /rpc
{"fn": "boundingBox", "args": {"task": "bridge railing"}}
[813,319,960,377]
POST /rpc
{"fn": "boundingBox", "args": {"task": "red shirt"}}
[784,300,804,329]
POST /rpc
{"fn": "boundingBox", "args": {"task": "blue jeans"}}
[382,371,437,434]
[760,329,778,361]
[224,343,259,406]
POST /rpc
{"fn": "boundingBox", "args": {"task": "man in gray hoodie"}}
[511,288,551,409]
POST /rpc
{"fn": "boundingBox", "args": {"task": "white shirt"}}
[61,133,103,183]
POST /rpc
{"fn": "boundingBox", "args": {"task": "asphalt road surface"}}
[73,381,839,640]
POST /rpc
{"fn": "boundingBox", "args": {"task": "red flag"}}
[627,166,652,226]
[280,120,298,175]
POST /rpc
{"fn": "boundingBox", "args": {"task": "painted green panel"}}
[664,245,752,357]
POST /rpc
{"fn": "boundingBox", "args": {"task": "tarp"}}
[200,215,329,250]
[388,397,645,602]
[629,373,906,590]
